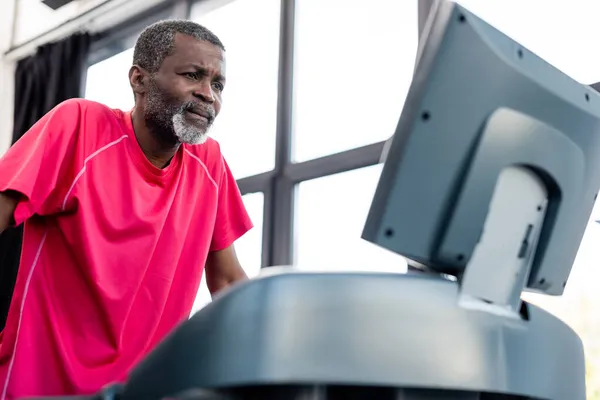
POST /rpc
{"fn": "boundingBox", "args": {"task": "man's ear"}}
[129,65,148,96]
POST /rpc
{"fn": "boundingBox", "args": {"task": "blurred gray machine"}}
[119,1,600,399]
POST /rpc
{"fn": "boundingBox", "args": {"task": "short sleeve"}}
[210,157,254,252]
[0,99,82,226]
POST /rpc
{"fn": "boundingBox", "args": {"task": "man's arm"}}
[205,244,248,296]
[0,99,83,230]
[0,191,19,234]
[205,153,254,297]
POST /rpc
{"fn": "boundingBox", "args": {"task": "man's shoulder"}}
[183,138,226,183]
[48,98,125,129]
[45,99,130,159]
[53,98,124,123]
[54,98,129,138]
[184,137,223,159]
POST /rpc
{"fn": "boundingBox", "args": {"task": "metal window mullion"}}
[266,176,295,266]
[263,0,296,268]
[237,172,273,195]
[284,141,385,183]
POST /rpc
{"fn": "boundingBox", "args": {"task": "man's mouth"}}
[186,109,212,123]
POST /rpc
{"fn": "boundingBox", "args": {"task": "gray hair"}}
[133,19,225,73]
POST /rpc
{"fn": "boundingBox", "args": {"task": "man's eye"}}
[212,82,224,91]
[184,72,199,80]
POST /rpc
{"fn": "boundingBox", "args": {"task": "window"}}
[85,48,135,111]
[294,164,407,273]
[455,0,600,84]
[191,192,264,314]
[190,0,280,179]
[292,0,418,162]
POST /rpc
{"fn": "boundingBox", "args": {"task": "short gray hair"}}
[133,19,225,73]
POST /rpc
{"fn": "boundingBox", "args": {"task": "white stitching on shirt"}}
[183,148,218,190]
[1,139,218,398]
[1,230,47,400]
[61,135,129,211]
[1,135,128,398]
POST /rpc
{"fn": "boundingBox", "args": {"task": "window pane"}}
[191,0,280,179]
[191,192,264,314]
[456,0,600,84]
[294,165,407,273]
[292,0,417,162]
[85,48,135,111]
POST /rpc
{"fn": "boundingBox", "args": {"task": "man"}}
[0,19,252,398]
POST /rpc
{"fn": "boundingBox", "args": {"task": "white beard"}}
[172,113,209,145]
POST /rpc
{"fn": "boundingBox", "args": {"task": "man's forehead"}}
[172,33,225,62]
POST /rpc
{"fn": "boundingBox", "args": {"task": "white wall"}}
[12,0,111,48]
[0,0,17,155]
[0,0,172,156]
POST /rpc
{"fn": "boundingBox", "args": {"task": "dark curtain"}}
[0,32,91,330]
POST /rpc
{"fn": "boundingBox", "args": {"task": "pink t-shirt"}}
[0,98,253,398]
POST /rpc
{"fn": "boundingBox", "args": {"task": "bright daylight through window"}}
[294,165,407,273]
[292,0,417,162]
[291,0,417,271]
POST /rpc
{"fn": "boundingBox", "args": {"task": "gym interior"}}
[0,0,599,398]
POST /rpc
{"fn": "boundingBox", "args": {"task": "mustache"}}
[179,101,216,121]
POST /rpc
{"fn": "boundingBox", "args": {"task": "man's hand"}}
[204,244,248,296]
[0,190,19,234]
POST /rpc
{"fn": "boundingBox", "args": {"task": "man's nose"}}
[193,81,215,103]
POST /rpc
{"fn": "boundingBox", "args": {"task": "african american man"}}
[0,20,252,398]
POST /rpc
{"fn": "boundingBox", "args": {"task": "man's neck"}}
[131,109,180,169]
